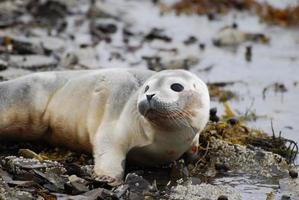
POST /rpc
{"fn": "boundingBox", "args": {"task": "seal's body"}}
[0,68,210,183]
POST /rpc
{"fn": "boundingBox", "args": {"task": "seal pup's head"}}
[137,70,210,131]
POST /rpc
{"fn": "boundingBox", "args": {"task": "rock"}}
[0,59,8,71]
[209,107,220,122]
[199,43,206,50]
[59,53,79,69]
[213,25,246,46]
[226,117,239,126]
[281,195,291,200]
[0,175,35,200]
[0,1,27,28]
[0,35,45,55]
[206,138,290,177]
[8,55,58,70]
[163,56,199,70]
[218,195,228,200]
[170,160,189,181]
[279,177,299,199]
[65,175,90,194]
[124,173,153,200]
[96,23,117,34]
[170,183,241,200]
[70,47,101,69]
[245,45,252,62]
[145,28,172,43]
[55,187,116,200]
[0,68,31,80]
[27,36,66,52]
[28,0,68,26]
[213,25,269,47]
[143,56,199,71]
[183,36,198,45]
[214,162,230,172]
[33,169,67,192]
[18,149,43,161]
[288,169,298,179]
[0,156,64,175]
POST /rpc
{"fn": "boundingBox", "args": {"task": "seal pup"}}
[0,68,210,184]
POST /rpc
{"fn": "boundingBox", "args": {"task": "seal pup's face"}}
[137,70,210,131]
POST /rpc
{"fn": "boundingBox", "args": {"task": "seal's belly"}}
[44,77,105,152]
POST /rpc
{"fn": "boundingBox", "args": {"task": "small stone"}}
[183,36,197,45]
[217,195,228,200]
[281,195,291,200]
[245,45,252,62]
[289,169,298,179]
[209,108,219,122]
[96,23,117,34]
[207,12,215,21]
[210,107,217,116]
[199,43,205,50]
[227,118,239,126]
[215,162,230,172]
[232,23,238,29]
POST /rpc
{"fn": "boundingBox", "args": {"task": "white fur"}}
[0,68,210,181]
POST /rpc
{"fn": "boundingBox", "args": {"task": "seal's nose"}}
[146,94,155,102]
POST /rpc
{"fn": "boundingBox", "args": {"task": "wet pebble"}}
[199,43,206,50]
[218,195,228,200]
[245,45,252,62]
[215,162,230,172]
[28,0,68,26]
[288,169,298,179]
[170,160,189,181]
[0,59,8,71]
[171,183,241,200]
[65,175,89,195]
[96,23,117,34]
[9,55,57,70]
[145,28,172,42]
[210,107,219,122]
[0,35,45,55]
[183,36,198,45]
[124,173,156,200]
[227,118,239,126]
[281,195,291,200]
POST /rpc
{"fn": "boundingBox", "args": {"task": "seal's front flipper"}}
[182,134,200,164]
[93,145,126,185]
[93,174,123,187]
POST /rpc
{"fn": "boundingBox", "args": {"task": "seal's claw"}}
[94,174,123,186]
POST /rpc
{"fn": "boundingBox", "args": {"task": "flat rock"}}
[279,176,299,199]
[0,68,32,80]
[8,55,57,70]
[207,138,290,177]
[170,182,241,200]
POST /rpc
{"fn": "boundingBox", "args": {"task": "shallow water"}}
[213,173,280,200]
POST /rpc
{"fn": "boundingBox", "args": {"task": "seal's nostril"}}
[146,94,155,102]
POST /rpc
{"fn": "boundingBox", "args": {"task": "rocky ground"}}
[0,0,298,199]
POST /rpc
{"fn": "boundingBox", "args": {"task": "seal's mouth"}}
[144,109,186,120]
[138,99,192,124]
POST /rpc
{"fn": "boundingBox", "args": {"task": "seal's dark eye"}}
[171,83,184,92]
[144,85,149,93]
